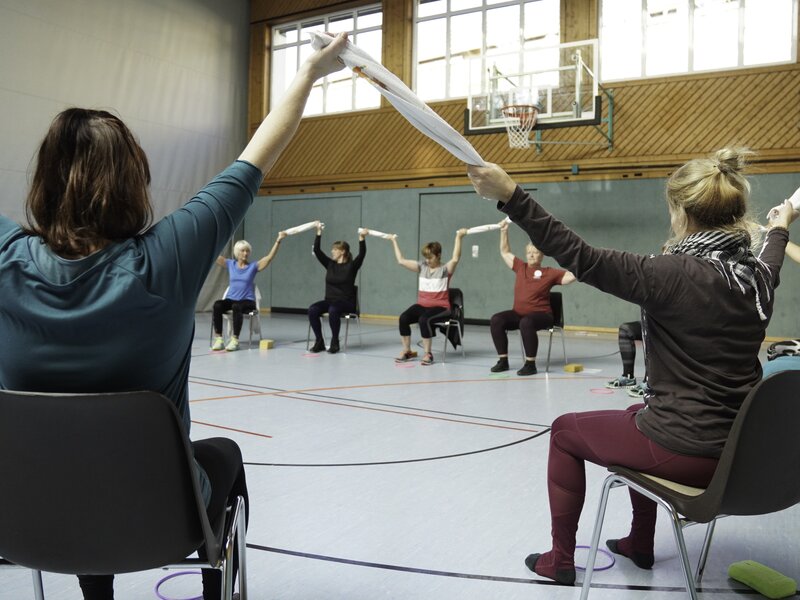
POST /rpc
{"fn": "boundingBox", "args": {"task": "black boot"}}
[490,357,510,372]
[310,338,325,353]
[327,338,340,354]
[517,360,537,376]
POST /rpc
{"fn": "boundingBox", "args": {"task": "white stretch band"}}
[284,221,321,236]
[789,186,800,210]
[464,218,511,235]
[358,228,393,239]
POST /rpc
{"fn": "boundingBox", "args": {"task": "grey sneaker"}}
[225,337,240,352]
[211,336,225,351]
[606,375,637,389]
[627,382,648,398]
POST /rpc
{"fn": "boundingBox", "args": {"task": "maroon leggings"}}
[545,404,718,570]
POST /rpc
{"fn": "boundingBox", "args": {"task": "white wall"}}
[0,0,251,307]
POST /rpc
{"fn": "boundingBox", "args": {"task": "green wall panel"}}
[243,172,800,338]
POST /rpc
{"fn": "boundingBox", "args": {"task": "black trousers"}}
[212,298,257,337]
[308,298,356,340]
[77,438,249,600]
[398,304,451,338]
[489,310,554,357]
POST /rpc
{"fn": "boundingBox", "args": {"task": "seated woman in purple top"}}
[0,32,348,600]
[212,233,286,352]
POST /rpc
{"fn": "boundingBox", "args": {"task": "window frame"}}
[599,0,799,83]
[270,4,383,116]
[412,0,561,102]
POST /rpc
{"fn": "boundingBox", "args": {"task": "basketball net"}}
[501,105,538,149]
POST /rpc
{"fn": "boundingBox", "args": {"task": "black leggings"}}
[490,310,553,358]
[212,299,257,337]
[77,438,249,600]
[398,304,451,338]
[308,299,356,341]
[618,321,643,378]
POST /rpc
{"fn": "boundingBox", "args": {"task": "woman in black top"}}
[308,222,367,353]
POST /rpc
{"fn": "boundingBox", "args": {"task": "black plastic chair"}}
[580,370,800,600]
[0,390,247,600]
[305,285,362,352]
[544,291,567,372]
[431,287,465,362]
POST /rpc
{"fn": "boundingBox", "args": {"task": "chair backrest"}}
[449,287,464,322]
[549,291,564,328]
[0,391,218,575]
[700,370,800,519]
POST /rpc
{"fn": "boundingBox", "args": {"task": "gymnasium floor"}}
[5,313,798,600]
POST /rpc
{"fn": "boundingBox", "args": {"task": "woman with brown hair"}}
[307,223,367,354]
[0,33,348,600]
[389,229,467,365]
[468,149,797,586]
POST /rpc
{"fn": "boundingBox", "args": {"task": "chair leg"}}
[343,317,350,352]
[546,330,554,372]
[32,570,44,600]
[459,326,465,358]
[667,507,700,600]
[441,325,448,363]
[236,499,248,600]
[579,476,621,600]
[560,327,567,364]
[695,518,717,583]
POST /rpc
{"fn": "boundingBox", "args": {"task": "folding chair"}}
[306,285,362,352]
[209,286,262,348]
[580,370,800,600]
[0,390,247,600]
[431,287,465,363]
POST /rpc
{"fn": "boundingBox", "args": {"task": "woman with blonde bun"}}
[468,148,797,586]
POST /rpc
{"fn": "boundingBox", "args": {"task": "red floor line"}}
[191,420,273,439]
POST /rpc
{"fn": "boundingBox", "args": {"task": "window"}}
[271,5,383,116]
[600,0,797,81]
[414,0,560,102]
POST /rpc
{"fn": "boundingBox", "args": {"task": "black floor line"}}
[189,374,551,428]
[245,543,761,594]
[244,429,549,467]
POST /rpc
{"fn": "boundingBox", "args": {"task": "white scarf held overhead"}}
[309,32,486,167]
[284,221,320,236]
[358,228,393,239]
[465,217,512,235]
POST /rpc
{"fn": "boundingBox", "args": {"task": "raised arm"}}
[785,240,800,264]
[313,223,331,268]
[215,256,226,268]
[445,229,467,275]
[390,235,420,272]
[499,219,514,269]
[238,33,347,174]
[353,230,367,270]
[560,271,577,285]
[257,231,287,271]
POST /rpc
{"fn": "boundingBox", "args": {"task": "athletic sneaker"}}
[225,337,240,352]
[627,382,647,398]
[211,336,225,351]
[605,375,637,389]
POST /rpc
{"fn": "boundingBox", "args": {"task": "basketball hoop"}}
[501,105,539,149]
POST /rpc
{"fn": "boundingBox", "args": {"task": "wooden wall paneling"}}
[382,0,413,93]
[562,0,598,42]
[248,23,268,129]
[252,0,373,24]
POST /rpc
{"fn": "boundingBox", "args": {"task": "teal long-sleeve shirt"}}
[0,160,263,498]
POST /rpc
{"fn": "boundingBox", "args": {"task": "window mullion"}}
[738,0,746,67]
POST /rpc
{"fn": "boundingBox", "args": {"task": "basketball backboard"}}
[466,39,601,135]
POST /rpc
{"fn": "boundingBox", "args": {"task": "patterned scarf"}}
[664,230,771,321]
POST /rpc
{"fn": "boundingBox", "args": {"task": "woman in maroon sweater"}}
[468,149,797,586]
